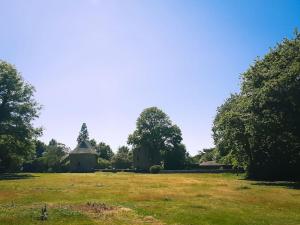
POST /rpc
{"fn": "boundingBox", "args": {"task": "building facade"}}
[69,140,98,172]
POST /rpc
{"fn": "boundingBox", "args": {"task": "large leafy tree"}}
[0,60,41,171]
[213,94,250,169]
[213,31,300,180]
[77,123,89,144]
[128,107,186,169]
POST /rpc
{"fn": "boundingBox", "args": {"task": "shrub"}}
[149,165,162,174]
[60,160,70,172]
[97,158,112,169]
[22,157,48,172]
[111,155,132,169]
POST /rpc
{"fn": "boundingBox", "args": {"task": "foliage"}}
[35,140,47,157]
[23,139,69,172]
[0,60,42,172]
[90,138,97,148]
[189,152,202,163]
[22,157,48,172]
[44,139,68,172]
[77,123,89,144]
[163,143,187,169]
[97,158,112,169]
[199,148,218,163]
[96,142,114,160]
[149,165,162,173]
[111,146,132,169]
[213,31,300,180]
[128,107,187,169]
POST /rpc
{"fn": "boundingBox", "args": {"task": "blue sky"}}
[1,0,299,154]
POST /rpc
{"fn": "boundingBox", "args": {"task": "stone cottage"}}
[69,140,98,172]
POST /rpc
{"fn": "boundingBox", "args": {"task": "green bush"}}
[149,165,162,174]
[23,157,48,172]
[111,154,132,169]
[97,158,112,169]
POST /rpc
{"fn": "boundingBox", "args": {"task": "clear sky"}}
[0,0,299,155]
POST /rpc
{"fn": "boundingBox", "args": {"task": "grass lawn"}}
[0,172,299,225]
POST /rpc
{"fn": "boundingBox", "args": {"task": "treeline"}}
[23,111,194,172]
[22,137,133,172]
[1,30,299,179]
[212,31,300,180]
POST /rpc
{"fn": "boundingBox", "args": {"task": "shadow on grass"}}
[251,181,300,190]
[0,173,37,180]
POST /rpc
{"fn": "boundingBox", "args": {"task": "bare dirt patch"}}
[52,202,132,219]
[52,202,165,224]
[143,215,165,225]
[77,202,116,214]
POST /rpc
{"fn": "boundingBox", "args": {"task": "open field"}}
[0,173,299,225]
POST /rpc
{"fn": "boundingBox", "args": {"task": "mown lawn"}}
[0,172,299,225]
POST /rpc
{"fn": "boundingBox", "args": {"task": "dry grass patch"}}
[0,173,300,225]
[52,202,130,219]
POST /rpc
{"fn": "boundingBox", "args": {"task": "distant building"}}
[69,140,98,172]
[199,160,222,166]
[199,161,232,170]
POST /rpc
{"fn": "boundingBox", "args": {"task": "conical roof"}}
[70,140,97,154]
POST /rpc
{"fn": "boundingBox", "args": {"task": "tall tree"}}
[128,107,186,169]
[77,123,89,144]
[213,94,249,169]
[213,31,300,180]
[0,60,42,171]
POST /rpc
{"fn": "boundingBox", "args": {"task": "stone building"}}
[69,140,98,172]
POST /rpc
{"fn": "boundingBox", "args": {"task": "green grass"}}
[0,173,299,225]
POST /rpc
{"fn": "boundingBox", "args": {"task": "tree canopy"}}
[0,60,41,171]
[128,107,186,169]
[96,142,114,160]
[23,139,69,172]
[111,146,132,169]
[213,31,300,180]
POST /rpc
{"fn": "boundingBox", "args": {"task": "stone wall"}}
[70,153,97,172]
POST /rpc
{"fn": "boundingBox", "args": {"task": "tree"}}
[44,139,68,172]
[163,143,187,169]
[198,148,218,163]
[90,139,97,148]
[128,107,186,169]
[111,146,132,169]
[0,60,42,171]
[96,142,114,160]
[77,123,89,144]
[23,139,69,172]
[213,94,249,169]
[213,31,300,180]
[49,138,58,146]
[35,140,47,158]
